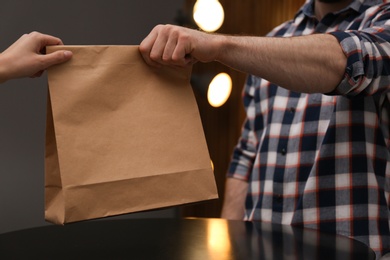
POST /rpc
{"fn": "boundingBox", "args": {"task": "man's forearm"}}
[140,25,347,93]
[215,33,347,94]
[221,178,248,220]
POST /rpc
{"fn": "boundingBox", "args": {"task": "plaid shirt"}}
[227,0,390,258]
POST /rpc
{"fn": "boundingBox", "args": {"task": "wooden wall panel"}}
[181,0,306,218]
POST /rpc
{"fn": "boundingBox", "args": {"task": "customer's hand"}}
[0,31,72,83]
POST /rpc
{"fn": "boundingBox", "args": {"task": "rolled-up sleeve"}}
[227,75,259,181]
[329,6,390,97]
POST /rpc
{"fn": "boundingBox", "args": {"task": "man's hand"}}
[139,24,220,68]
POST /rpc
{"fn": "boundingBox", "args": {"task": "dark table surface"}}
[0,218,375,260]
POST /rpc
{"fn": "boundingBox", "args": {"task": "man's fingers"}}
[139,29,162,67]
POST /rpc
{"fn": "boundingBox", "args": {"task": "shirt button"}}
[281,148,287,155]
[289,107,296,113]
[275,194,283,203]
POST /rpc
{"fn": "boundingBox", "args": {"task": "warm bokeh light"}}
[207,72,232,107]
[193,0,224,32]
[207,219,232,259]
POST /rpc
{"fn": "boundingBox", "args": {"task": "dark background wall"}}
[0,0,185,233]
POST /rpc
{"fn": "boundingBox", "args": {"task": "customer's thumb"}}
[43,50,73,68]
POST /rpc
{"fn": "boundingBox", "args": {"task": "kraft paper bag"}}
[45,45,218,225]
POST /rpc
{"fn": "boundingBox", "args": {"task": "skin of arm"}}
[0,32,72,83]
[220,178,248,220]
[139,24,347,94]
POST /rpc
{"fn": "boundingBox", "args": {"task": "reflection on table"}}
[0,218,375,260]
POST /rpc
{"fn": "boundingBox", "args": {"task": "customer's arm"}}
[0,32,72,83]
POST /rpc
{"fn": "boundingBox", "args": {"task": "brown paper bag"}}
[45,45,218,225]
